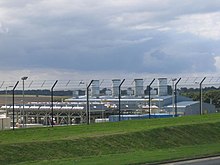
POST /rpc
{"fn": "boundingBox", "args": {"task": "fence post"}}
[148,78,155,119]
[118,79,125,121]
[87,80,93,125]
[12,81,19,130]
[51,80,58,127]
[175,78,181,117]
[200,77,206,115]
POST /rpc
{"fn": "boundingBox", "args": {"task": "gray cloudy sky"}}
[0,0,220,80]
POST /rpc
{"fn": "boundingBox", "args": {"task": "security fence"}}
[0,76,219,129]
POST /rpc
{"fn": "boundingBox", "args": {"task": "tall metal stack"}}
[91,80,100,97]
[134,79,144,97]
[158,78,168,96]
[112,79,121,98]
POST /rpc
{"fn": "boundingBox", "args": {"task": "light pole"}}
[21,76,28,128]
[51,80,58,127]
[171,78,177,117]
[5,86,13,117]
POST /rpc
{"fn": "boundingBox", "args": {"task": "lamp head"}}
[21,76,28,80]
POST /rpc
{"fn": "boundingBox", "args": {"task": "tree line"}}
[180,87,220,108]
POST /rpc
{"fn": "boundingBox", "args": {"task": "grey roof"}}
[154,95,172,99]
[166,101,199,108]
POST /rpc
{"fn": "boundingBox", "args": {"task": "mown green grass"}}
[15,143,220,165]
[1,114,220,165]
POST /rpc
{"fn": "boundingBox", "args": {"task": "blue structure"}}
[109,114,174,122]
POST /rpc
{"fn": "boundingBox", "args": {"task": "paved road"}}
[161,156,220,165]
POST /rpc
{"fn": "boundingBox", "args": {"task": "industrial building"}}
[65,78,216,121]
[165,101,216,115]
[0,78,216,127]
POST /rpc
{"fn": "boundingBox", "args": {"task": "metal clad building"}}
[165,101,216,115]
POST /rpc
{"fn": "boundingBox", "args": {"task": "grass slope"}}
[1,114,220,164]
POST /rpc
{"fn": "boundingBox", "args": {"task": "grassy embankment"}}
[1,114,220,165]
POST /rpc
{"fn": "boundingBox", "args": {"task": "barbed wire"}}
[0,76,220,91]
